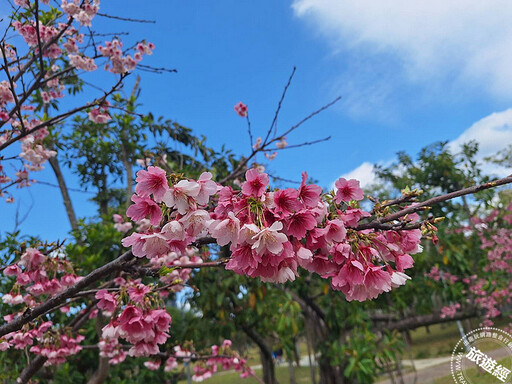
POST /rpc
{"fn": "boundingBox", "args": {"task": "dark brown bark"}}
[87,313,110,384]
[288,359,296,384]
[305,324,317,384]
[289,290,343,384]
[17,301,97,383]
[119,76,140,208]
[241,325,277,384]
[49,155,79,232]
[0,250,133,338]
[374,308,478,332]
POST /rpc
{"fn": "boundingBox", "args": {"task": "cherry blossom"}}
[234,102,248,117]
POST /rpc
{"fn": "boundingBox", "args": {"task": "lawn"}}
[408,317,510,359]
[433,356,511,384]
[178,365,314,384]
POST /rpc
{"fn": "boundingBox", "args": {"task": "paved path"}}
[378,347,511,384]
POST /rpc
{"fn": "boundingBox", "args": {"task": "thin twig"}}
[96,12,156,24]
[266,66,296,142]
[356,176,512,230]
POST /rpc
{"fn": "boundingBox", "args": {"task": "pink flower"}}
[395,253,414,271]
[391,272,410,288]
[135,166,169,202]
[161,221,186,241]
[121,233,146,257]
[149,309,172,332]
[113,214,124,223]
[87,107,111,123]
[61,274,79,286]
[96,289,118,312]
[242,169,269,198]
[339,208,371,227]
[196,172,218,205]
[287,211,317,239]
[298,172,322,208]
[162,180,201,214]
[180,209,210,237]
[2,293,24,305]
[274,188,303,216]
[19,248,46,270]
[3,265,21,276]
[118,306,152,341]
[209,212,240,248]
[441,303,460,319]
[324,219,347,243]
[127,284,150,303]
[164,356,178,372]
[144,360,161,370]
[126,195,162,226]
[331,260,365,289]
[234,102,248,117]
[251,221,288,255]
[334,178,364,203]
[276,137,288,149]
[140,232,170,258]
[114,222,133,233]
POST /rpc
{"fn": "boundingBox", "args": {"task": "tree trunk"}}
[288,359,296,384]
[49,155,78,232]
[305,324,317,384]
[241,325,278,384]
[288,290,343,384]
[87,313,110,384]
[119,77,140,208]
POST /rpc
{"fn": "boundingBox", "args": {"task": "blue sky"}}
[2,0,512,240]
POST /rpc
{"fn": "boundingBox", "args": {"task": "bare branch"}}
[265,66,296,143]
[96,12,156,24]
[357,175,512,230]
[0,250,134,338]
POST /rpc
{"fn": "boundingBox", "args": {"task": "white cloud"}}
[449,109,512,157]
[337,109,512,186]
[292,0,512,98]
[339,162,375,189]
[449,109,512,177]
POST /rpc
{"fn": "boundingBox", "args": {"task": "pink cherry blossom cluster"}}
[425,266,458,284]
[234,102,248,117]
[29,332,85,366]
[148,247,203,294]
[1,321,50,352]
[427,203,512,328]
[99,336,127,364]
[3,247,81,302]
[98,279,172,357]
[1,0,154,201]
[69,54,98,72]
[199,339,254,380]
[122,167,217,256]
[61,0,100,27]
[12,21,59,48]
[87,102,112,124]
[121,166,422,302]
[1,247,84,359]
[141,340,254,381]
[440,303,460,319]
[19,128,57,171]
[41,67,67,104]
[113,213,133,233]
[0,319,84,366]
[98,40,154,74]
